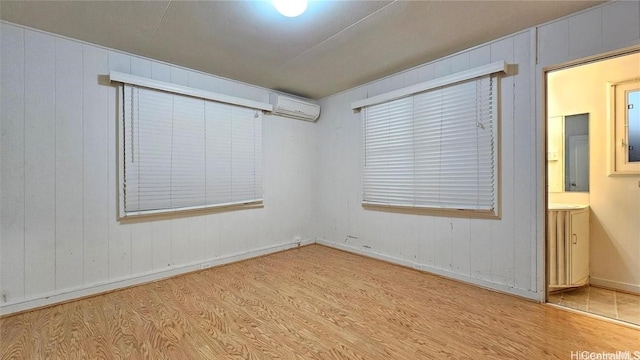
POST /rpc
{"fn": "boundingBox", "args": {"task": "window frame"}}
[608,79,640,175]
[358,73,502,219]
[112,73,269,219]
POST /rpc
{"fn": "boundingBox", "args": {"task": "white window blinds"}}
[362,75,498,214]
[121,84,262,217]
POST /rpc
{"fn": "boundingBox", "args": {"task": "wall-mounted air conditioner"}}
[269,94,320,122]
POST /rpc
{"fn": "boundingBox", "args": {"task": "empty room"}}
[1,0,639,358]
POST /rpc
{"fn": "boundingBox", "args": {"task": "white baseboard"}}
[2,236,545,316]
[317,239,541,302]
[0,238,315,316]
[590,277,640,294]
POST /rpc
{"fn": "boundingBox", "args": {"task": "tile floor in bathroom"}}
[548,285,640,325]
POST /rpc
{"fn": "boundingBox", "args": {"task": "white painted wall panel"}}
[313,89,350,245]
[187,71,207,91]
[131,57,152,78]
[346,92,367,255]
[417,63,434,83]
[416,217,436,268]
[451,219,471,274]
[433,58,452,78]
[151,221,172,270]
[539,1,640,67]
[568,7,603,60]
[107,50,132,281]
[171,217,191,266]
[318,32,538,299]
[23,30,56,297]
[469,46,491,68]
[190,216,206,262]
[434,219,453,271]
[3,0,638,313]
[602,1,640,50]
[82,45,110,285]
[202,74,221,94]
[538,19,570,67]
[366,77,393,98]
[130,223,152,275]
[512,32,535,292]
[151,61,171,82]
[1,23,317,314]
[54,38,85,290]
[170,66,190,86]
[450,52,470,73]
[0,24,25,303]
[204,215,220,258]
[108,50,130,74]
[469,220,492,281]
[220,79,244,100]
[398,68,420,89]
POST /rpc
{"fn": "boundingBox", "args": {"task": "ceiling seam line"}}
[271,0,399,75]
[147,0,172,54]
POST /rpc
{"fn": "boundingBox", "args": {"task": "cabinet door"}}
[570,211,589,284]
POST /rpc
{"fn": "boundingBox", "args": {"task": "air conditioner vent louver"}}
[269,94,320,122]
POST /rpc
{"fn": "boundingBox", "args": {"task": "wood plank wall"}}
[316,30,538,299]
[2,1,640,315]
[316,1,640,301]
[0,23,318,315]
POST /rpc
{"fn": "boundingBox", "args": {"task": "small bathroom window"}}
[610,79,640,174]
[627,89,640,162]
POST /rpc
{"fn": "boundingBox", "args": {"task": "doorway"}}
[545,51,640,326]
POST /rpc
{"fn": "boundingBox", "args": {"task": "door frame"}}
[541,45,640,302]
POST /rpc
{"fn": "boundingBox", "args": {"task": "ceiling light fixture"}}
[272,0,307,17]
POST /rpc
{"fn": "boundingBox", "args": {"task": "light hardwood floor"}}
[1,244,638,359]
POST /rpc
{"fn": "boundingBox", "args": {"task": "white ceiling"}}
[0,0,603,99]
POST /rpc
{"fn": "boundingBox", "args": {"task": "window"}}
[610,79,640,174]
[360,74,499,218]
[119,84,263,217]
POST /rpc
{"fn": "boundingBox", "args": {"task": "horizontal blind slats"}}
[363,75,497,212]
[122,84,262,215]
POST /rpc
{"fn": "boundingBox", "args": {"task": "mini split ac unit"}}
[269,94,320,122]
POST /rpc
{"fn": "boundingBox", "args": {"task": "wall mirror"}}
[547,113,590,192]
